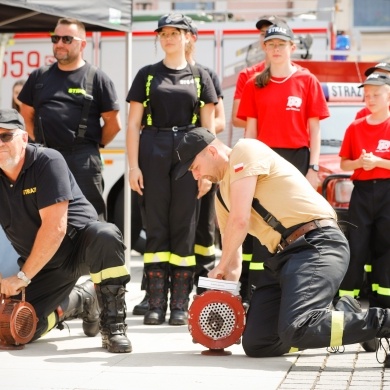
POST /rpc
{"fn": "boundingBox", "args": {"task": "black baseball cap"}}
[155,13,190,32]
[264,22,294,42]
[184,15,198,37]
[358,72,390,88]
[256,15,284,31]
[0,109,25,130]
[364,62,390,77]
[175,127,216,179]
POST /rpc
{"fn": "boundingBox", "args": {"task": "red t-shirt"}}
[339,117,390,180]
[237,69,329,148]
[234,61,266,100]
[355,107,370,119]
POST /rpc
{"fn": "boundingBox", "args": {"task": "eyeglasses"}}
[0,132,22,143]
[50,35,83,44]
[265,42,289,50]
[158,31,182,40]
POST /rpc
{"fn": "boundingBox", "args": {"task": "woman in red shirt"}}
[238,21,329,189]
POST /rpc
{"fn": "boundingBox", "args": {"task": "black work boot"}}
[56,279,100,337]
[144,266,169,325]
[132,292,149,315]
[336,295,378,352]
[169,267,194,326]
[96,285,132,353]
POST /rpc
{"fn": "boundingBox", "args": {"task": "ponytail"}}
[255,65,271,88]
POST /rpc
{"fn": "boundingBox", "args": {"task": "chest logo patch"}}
[23,187,37,195]
[376,139,390,152]
[286,96,302,111]
[68,88,87,95]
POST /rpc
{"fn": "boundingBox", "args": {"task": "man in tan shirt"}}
[175,127,388,362]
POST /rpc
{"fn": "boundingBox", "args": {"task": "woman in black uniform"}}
[126,13,217,326]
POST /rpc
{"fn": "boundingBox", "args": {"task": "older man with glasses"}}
[0,109,132,353]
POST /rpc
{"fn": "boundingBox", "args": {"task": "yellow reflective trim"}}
[372,283,378,292]
[288,347,299,353]
[40,312,57,337]
[194,244,216,257]
[90,265,130,284]
[191,75,202,124]
[242,254,252,262]
[144,74,154,125]
[339,289,359,298]
[249,262,264,271]
[170,253,196,267]
[144,252,170,264]
[376,285,390,296]
[364,264,372,273]
[330,311,344,347]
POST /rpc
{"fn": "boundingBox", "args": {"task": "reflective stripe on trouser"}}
[27,221,129,341]
[242,226,384,357]
[240,234,253,296]
[139,129,199,261]
[248,238,272,291]
[194,185,217,280]
[144,252,196,267]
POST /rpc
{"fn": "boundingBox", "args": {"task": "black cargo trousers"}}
[242,225,385,357]
[20,221,130,340]
[54,141,106,222]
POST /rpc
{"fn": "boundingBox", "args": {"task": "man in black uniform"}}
[19,17,121,221]
[0,109,131,353]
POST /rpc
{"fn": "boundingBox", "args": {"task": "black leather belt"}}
[278,219,339,252]
[144,125,196,132]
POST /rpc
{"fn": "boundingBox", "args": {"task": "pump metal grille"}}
[198,302,235,340]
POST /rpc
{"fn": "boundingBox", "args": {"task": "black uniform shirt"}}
[126,61,218,127]
[0,144,97,259]
[196,62,224,99]
[18,62,120,147]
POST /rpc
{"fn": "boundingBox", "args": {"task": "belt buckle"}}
[172,126,179,132]
[277,243,284,253]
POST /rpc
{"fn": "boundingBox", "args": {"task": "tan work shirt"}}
[216,139,337,254]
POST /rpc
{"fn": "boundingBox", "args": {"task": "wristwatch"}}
[309,164,320,172]
[17,271,31,285]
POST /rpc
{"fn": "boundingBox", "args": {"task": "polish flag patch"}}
[234,162,244,173]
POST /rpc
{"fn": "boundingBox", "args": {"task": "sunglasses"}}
[0,132,22,143]
[50,35,83,44]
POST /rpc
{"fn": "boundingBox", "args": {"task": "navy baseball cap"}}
[358,72,390,88]
[186,16,198,37]
[155,13,190,32]
[364,62,390,77]
[0,109,25,130]
[264,22,294,42]
[176,127,216,179]
[255,15,284,31]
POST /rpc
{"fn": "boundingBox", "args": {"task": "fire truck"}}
[0,19,377,248]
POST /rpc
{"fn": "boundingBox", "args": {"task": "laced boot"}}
[143,267,169,325]
[336,295,378,352]
[169,267,194,326]
[96,285,132,353]
[56,279,100,337]
[132,292,149,315]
